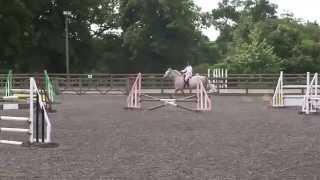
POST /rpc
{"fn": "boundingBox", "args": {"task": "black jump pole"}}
[36,93,39,143]
[41,108,45,143]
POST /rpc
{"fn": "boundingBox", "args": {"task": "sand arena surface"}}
[0,95,320,179]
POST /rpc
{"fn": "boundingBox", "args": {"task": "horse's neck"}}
[171,70,182,78]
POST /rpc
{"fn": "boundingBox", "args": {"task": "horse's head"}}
[163,68,182,80]
[163,68,173,78]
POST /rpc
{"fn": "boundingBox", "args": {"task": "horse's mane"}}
[169,69,203,78]
[172,69,182,76]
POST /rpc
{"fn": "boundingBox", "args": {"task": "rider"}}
[181,62,193,88]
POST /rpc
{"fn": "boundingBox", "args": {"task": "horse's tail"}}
[205,76,217,93]
[198,76,208,90]
[204,76,209,89]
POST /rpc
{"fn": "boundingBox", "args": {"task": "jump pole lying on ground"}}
[126,73,212,112]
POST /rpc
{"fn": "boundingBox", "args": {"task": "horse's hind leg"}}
[172,89,178,98]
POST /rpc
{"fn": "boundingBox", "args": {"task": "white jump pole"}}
[315,73,318,97]
[316,73,319,110]
[221,69,224,88]
[306,72,310,114]
[29,78,34,143]
[127,73,142,109]
[207,69,211,84]
[280,71,283,106]
[225,69,228,88]
[213,69,216,85]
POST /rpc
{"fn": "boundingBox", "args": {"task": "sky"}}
[194,0,320,41]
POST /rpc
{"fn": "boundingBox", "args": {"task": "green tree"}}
[206,0,320,73]
[0,0,40,70]
[0,0,120,73]
[120,0,204,72]
[225,26,281,73]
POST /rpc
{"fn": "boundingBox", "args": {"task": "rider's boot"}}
[184,79,189,88]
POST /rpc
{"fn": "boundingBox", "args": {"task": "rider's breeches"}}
[184,73,192,81]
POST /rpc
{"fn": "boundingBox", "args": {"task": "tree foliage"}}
[119,0,209,72]
[0,0,319,73]
[225,26,281,73]
[208,0,320,73]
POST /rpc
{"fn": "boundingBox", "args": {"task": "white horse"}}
[163,68,216,94]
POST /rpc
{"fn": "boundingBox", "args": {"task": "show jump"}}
[126,73,212,112]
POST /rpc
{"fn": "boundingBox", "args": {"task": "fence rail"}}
[0,73,310,95]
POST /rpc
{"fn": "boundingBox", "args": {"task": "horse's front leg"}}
[174,89,179,95]
[180,89,185,95]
